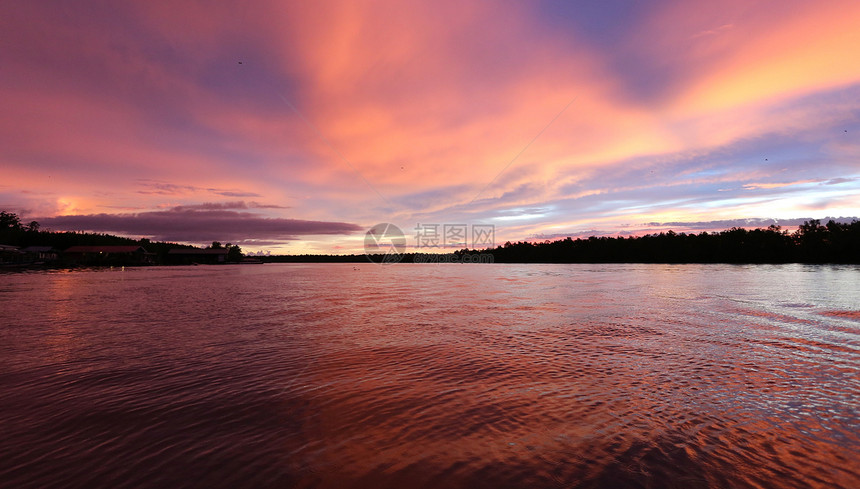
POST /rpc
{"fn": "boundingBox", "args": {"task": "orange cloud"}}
[3,0,859,252]
[679,2,860,112]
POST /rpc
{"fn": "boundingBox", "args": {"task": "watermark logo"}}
[364,223,496,264]
[412,223,495,263]
[412,253,494,264]
[414,223,495,249]
[364,223,406,263]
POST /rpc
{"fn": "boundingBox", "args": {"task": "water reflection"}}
[0,264,858,488]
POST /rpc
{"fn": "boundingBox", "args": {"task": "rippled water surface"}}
[1,263,859,488]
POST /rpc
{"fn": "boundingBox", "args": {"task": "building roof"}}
[0,244,21,252]
[168,248,229,255]
[21,246,57,252]
[65,245,148,253]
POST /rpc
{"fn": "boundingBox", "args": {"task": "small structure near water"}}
[0,244,26,266]
[166,248,230,265]
[21,246,60,263]
[64,245,153,266]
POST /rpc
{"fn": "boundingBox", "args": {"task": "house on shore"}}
[64,245,153,265]
[21,246,60,263]
[0,244,26,266]
[167,248,230,264]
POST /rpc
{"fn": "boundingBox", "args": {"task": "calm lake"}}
[1,263,858,488]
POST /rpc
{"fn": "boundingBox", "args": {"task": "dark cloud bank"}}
[37,208,363,244]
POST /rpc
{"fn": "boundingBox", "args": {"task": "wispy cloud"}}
[690,23,735,39]
[136,180,262,198]
[646,216,858,230]
[170,201,289,211]
[742,180,819,190]
[822,177,857,186]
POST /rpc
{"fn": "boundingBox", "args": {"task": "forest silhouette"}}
[269,219,860,264]
[484,220,859,264]
[3,212,858,264]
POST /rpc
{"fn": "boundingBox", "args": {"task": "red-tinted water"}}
[1,264,858,488]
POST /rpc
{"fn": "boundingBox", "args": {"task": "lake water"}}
[1,263,858,489]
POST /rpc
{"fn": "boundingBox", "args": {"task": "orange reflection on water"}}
[2,264,858,489]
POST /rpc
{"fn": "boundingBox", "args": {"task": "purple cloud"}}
[214,191,261,198]
[170,201,289,211]
[135,180,262,198]
[822,177,857,186]
[37,209,363,244]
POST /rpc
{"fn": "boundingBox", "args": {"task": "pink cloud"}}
[3,1,859,252]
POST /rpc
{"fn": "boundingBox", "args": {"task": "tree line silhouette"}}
[1,211,191,259]
[484,220,859,264]
[3,211,858,264]
[263,220,859,264]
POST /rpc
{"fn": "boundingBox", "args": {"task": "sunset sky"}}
[2,0,859,254]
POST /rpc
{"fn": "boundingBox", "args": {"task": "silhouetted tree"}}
[1,211,26,245]
[227,244,242,262]
[1,211,22,230]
